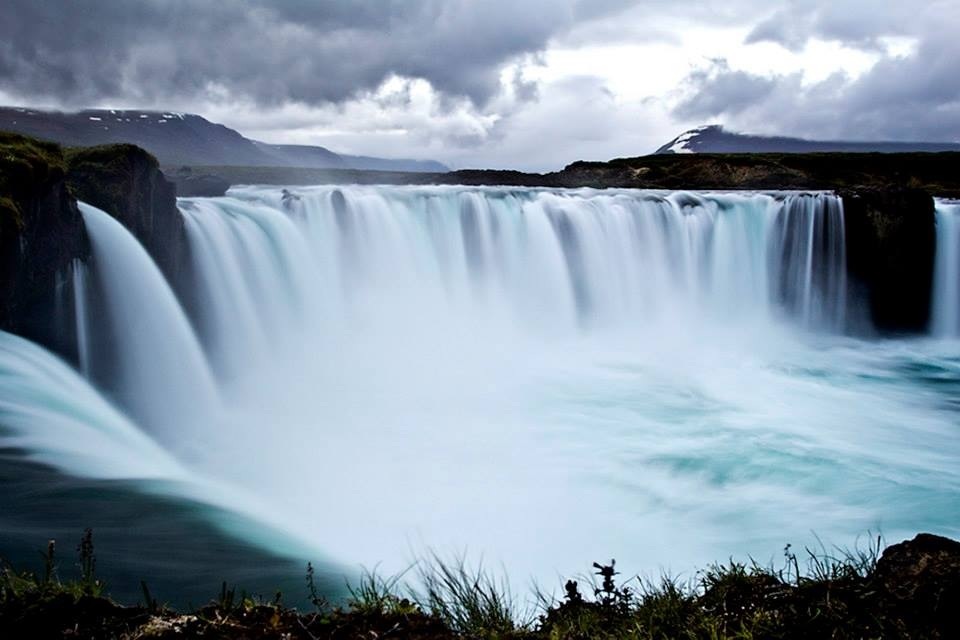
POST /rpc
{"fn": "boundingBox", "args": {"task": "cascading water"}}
[932,201,960,337]
[77,203,219,447]
[0,330,187,481]
[181,188,848,369]
[771,194,847,329]
[1,188,959,597]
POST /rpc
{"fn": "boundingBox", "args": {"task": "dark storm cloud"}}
[745,0,926,51]
[675,24,960,142]
[0,0,631,108]
[672,60,778,121]
[676,1,960,143]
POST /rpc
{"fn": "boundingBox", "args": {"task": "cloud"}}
[674,21,960,142]
[0,0,634,108]
[673,60,778,121]
[1,0,958,169]
[745,0,931,52]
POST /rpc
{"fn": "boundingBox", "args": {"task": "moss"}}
[65,143,161,181]
[65,143,160,215]
[0,131,69,231]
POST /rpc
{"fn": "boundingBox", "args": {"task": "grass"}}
[0,530,956,638]
[414,552,528,637]
[345,565,419,617]
[0,529,104,602]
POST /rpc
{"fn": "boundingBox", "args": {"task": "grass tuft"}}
[414,552,527,638]
[1,530,956,638]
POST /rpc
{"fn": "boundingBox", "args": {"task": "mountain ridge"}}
[0,107,448,172]
[656,124,960,154]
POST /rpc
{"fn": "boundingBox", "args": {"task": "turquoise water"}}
[1,188,958,598]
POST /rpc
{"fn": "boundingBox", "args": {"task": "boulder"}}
[840,188,936,332]
[873,533,960,637]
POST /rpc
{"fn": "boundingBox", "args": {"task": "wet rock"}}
[169,167,230,197]
[0,132,88,363]
[840,188,936,333]
[873,533,960,637]
[281,188,301,209]
[66,143,186,283]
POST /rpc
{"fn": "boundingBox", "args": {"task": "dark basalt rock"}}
[66,144,186,283]
[840,188,936,333]
[280,188,301,210]
[0,133,194,364]
[0,132,89,363]
[873,533,960,637]
[168,166,230,197]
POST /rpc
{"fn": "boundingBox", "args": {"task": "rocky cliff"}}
[0,132,88,361]
[0,133,183,363]
[66,143,185,282]
[842,188,937,332]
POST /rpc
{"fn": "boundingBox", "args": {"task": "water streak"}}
[78,203,219,447]
[932,201,960,337]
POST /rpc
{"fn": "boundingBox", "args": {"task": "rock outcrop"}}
[873,533,960,637]
[0,134,188,363]
[841,188,937,332]
[0,132,89,362]
[66,144,185,282]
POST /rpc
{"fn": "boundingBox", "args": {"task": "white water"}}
[0,330,186,480]
[173,186,953,579]
[0,327,333,568]
[77,203,219,448]
[2,188,959,589]
[932,201,960,337]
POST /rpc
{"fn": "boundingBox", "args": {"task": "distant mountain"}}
[656,125,960,154]
[0,107,448,172]
[334,153,449,173]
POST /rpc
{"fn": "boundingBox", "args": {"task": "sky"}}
[1,0,958,171]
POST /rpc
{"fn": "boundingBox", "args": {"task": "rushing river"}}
[1,186,958,602]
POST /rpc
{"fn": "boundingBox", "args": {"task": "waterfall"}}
[179,188,849,384]
[0,330,187,481]
[932,201,960,337]
[71,259,92,377]
[770,194,847,330]
[16,187,931,596]
[77,203,219,448]
[0,328,339,581]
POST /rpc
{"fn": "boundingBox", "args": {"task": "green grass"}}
[0,533,886,639]
[2,530,957,638]
[414,552,528,638]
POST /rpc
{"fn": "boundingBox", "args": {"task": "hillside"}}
[0,107,448,172]
[180,151,960,199]
[657,125,960,155]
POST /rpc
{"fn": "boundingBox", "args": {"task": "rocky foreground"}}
[1,533,958,639]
